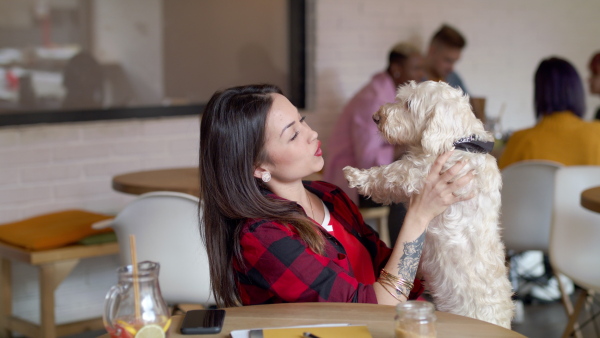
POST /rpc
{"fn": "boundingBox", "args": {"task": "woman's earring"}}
[261,172,271,183]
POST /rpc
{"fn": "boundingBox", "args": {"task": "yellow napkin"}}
[263,325,372,338]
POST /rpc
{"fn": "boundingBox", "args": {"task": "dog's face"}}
[373,80,489,154]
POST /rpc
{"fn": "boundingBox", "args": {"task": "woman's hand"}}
[407,150,475,225]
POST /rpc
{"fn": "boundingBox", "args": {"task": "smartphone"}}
[180,309,226,334]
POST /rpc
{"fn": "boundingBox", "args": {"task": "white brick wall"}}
[0,116,199,223]
[0,116,199,325]
[11,255,122,325]
[2,0,600,326]
[313,0,600,142]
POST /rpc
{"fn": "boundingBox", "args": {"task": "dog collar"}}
[453,135,495,154]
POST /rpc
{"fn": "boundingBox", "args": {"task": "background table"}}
[112,167,199,196]
[101,303,525,338]
[112,168,325,197]
[581,186,600,213]
[0,241,119,338]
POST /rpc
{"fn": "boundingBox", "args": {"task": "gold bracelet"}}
[378,280,402,302]
[381,269,414,290]
[378,278,408,299]
[380,269,414,291]
[379,278,409,298]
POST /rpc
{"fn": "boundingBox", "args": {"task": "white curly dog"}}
[344,80,514,328]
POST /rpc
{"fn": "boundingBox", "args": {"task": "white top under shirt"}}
[320,201,333,232]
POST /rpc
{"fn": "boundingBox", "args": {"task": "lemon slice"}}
[135,324,165,338]
[116,319,138,336]
[162,318,172,332]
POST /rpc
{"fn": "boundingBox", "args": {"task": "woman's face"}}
[257,93,324,183]
[590,71,600,95]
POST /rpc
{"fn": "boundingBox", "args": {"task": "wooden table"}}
[100,303,525,338]
[113,167,200,197]
[0,241,119,338]
[112,168,325,197]
[581,186,600,213]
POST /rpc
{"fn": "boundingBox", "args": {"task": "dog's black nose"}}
[372,114,380,124]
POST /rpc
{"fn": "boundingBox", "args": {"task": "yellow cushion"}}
[0,210,114,251]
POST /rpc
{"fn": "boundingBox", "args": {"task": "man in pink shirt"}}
[324,42,424,205]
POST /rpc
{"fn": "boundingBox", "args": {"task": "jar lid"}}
[396,301,435,319]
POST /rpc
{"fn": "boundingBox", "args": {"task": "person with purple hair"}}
[588,51,600,120]
[498,57,600,170]
[499,57,600,304]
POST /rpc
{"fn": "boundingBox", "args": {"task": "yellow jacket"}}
[498,111,600,169]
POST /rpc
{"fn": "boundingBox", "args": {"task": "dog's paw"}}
[343,166,368,188]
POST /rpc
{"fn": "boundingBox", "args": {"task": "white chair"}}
[94,192,214,307]
[501,160,566,306]
[550,166,600,338]
[501,160,563,253]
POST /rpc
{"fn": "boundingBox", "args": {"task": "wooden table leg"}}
[556,273,583,338]
[562,290,588,338]
[39,259,79,338]
[0,259,12,338]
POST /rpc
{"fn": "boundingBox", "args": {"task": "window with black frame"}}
[0,0,306,126]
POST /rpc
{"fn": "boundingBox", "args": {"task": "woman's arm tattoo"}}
[396,231,426,296]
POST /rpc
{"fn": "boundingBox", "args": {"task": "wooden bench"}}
[0,241,119,338]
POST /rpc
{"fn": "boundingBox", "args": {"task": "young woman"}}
[499,57,600,169]
[199,84,473,307]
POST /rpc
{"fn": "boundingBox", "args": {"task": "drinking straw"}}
[129,234,141,320]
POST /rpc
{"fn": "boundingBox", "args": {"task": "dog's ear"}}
[421,87,475,154]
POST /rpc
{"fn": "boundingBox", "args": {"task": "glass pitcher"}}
[104,261,172,338]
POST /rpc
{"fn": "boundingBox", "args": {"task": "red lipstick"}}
[315,141,322,156]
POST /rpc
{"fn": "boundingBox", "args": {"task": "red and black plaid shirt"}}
[234,180,424,304]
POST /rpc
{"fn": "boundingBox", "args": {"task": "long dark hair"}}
[534,57,585,119]
[199,84,325,307]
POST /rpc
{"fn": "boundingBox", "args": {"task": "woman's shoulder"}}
[241,217,292,234]
[238,218,300,248]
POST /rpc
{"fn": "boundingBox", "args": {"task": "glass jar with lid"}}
[395,301,437,338]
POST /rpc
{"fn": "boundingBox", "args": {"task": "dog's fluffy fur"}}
[344,81,514,328]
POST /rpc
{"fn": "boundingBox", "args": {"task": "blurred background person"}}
[589,51,600,120]
[499,56,600,170]
[323,42,424,246]
[324,42,424,204]
[62,51,104,110]
[425,24,468,94]
[498,56,600,303]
